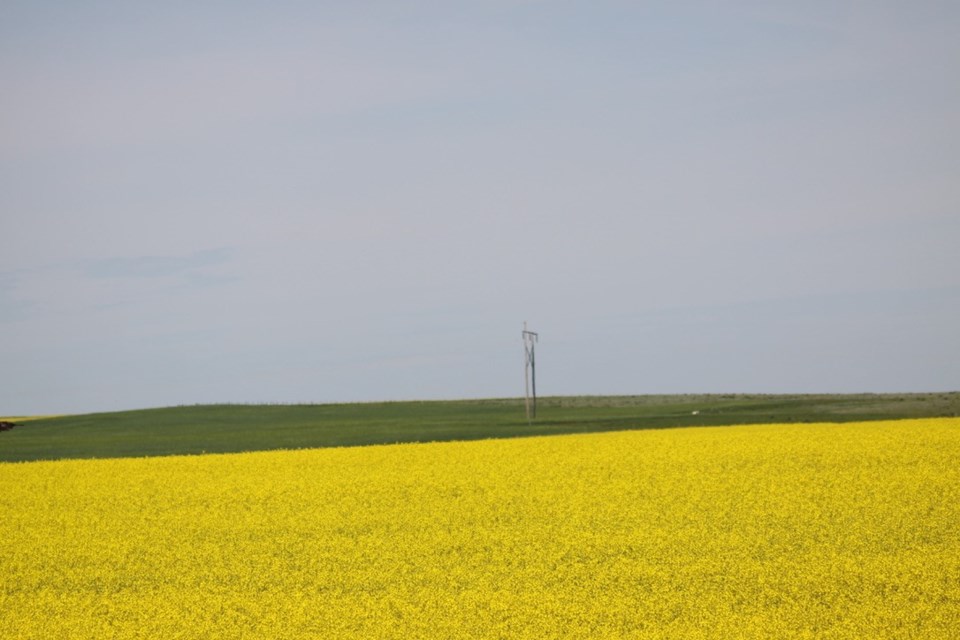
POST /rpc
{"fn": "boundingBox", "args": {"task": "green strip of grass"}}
[2,393,958,463]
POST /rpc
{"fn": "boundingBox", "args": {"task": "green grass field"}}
[2,392,958,463]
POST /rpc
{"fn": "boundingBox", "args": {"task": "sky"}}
[2,1,959,415]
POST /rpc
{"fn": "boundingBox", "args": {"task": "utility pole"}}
[522,322,539,422]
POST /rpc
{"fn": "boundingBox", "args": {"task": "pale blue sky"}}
[2,1,958,414]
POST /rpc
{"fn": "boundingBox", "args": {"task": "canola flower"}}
[2,419,959,638]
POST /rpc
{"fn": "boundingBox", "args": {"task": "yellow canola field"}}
[2,419,959,639]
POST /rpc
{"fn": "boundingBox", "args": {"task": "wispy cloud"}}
[84,248,233,279]
[0,269,39,324]
[0,249,239,326]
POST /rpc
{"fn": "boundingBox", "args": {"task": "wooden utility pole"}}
[522,322,539,421]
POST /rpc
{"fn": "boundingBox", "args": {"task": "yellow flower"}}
[2,419,958,638]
